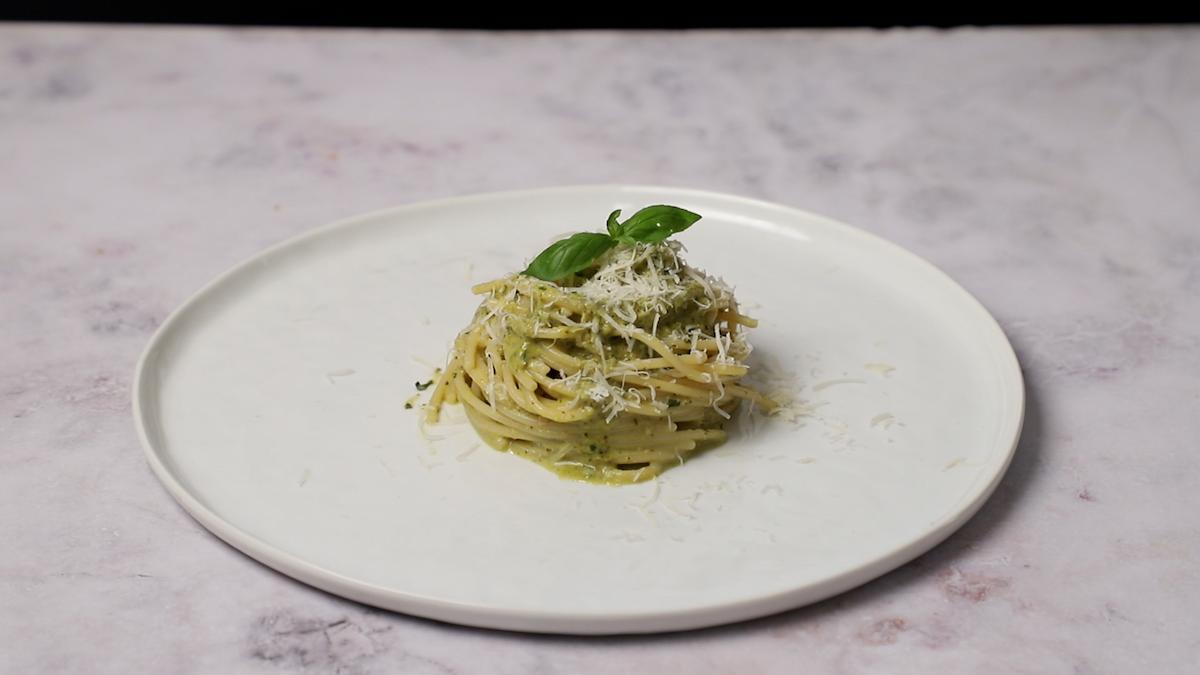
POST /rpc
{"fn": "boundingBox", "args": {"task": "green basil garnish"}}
[606,209,623,238]
[523,232,618,282]
[613,205,701,245]
[522,205,702,282]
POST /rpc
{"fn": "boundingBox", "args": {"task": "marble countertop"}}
[3,23,1199,673]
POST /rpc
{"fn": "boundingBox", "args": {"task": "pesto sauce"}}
[460,403,731,485]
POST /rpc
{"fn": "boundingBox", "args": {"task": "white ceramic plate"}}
[134,186,1022,634]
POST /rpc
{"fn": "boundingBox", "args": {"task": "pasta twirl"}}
[426,235,775,484]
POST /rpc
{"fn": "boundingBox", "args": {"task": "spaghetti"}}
[425,239,776,484]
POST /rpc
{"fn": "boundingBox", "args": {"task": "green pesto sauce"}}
[463,407,729,485]
[501,332,529,369]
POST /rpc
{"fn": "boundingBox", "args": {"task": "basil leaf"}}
[523,232,617,281]
[613,205,701,244]
[606,209,622,238]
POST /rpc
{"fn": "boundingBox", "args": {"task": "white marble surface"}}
[2,23,1198,674]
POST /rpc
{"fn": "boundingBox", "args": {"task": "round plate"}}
[134,186,1023,634]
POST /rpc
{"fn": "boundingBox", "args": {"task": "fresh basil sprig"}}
[523,205,701,281]
[610,205,701,245]
[606,210,623,238]
[523,232,617,282]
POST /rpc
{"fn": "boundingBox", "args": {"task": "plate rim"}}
[132,184,1025,634]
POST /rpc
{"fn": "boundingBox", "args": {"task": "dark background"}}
[3,7,1199,28]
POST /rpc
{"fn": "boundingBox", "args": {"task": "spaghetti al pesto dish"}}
[425,205,776,484]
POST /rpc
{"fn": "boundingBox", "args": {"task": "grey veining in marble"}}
[2,23,1199,674]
